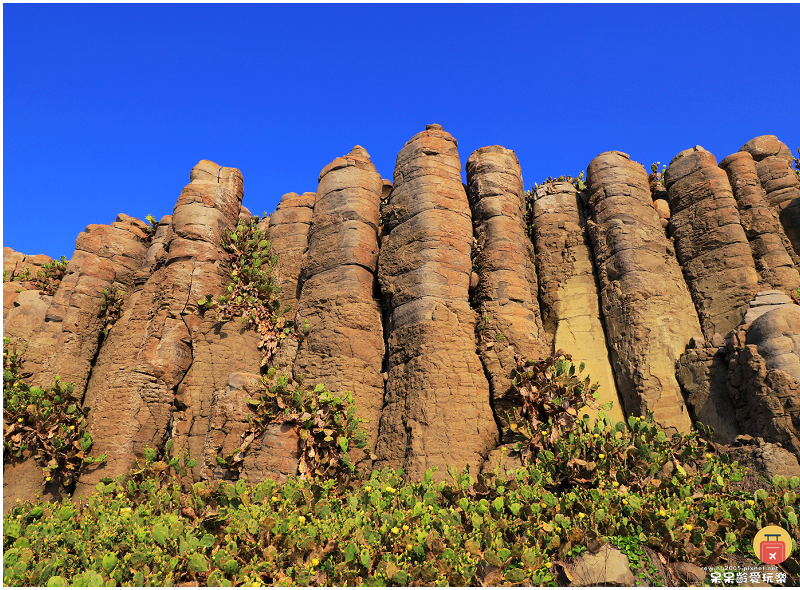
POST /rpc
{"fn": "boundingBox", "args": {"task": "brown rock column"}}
[292,146,385,460]
[75,160,245,497]
[264,191,316,373]
[720,151,800,294]
[586,150,700,433]
[531,181,625,424]
[22,217,150,399]
[375,124,498,479]
[664,146,759,340]
[465,146,546,427]
[740,135,800,259]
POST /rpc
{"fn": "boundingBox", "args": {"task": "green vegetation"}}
[3,256,69,296]
[98,287,126,344]
[198,217,293,368]
[216,369,370,483]
[794,148,800,180]
[4,350,798,586]
[3,338,105,488]
[142,214,158,240]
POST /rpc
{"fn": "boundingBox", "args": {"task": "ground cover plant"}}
[4,354,798,587]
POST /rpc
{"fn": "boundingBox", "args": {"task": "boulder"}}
[585,150,700,433]
[375,124,498,480]
[665,146,759,340]
[568,544,635,586]
[531,180,624,425]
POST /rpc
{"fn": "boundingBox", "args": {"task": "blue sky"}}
[4,3,799,260]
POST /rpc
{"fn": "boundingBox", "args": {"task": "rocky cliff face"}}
[5,130,800,510]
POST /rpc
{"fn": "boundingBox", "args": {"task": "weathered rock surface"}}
[676,344,740,444]
[723,435,800,482]
[22,216,150,399]
[664,146,759,340]
[720,151,800,293]
[3,248,55,320]
[586,150,700,433]
[726,306,800,459]
[568,544,635,586]
[375,125,498,479]
[201,372,300,483]
[293,146,385,462]
[466,146,547,429]
[3,455,66,515]
[531,181,623,424]
[264,191,316,374]
[743,290,795,324]
[740,135,800,260]
[74,160,246,497]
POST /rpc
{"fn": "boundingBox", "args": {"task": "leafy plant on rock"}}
[31,256,69,296]
[142,214,158,240]
[98,287,125,344]
[205,218,292,367]
[217,369,369,483]
[3,338,104,487]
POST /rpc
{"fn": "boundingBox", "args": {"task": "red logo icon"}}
[760,534,786,564]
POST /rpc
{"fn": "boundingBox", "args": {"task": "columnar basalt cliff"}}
[374,125,498,479]
[293,146,385,462]
[531,181,624,424]
[5,129,800,513]
[585,151,700,434]
[466,146,547,429]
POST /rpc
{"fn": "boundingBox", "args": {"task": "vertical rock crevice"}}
[585,150,700,433]
[375,125,498,480]
[531,181,625,424]
[292,145,385,466]
[465,145,546,433]
[664,146,759,341]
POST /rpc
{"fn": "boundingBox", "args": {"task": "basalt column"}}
[664,147,759,340]
[264,191,316,373]
[720,151,800,294]
[20,216,150,400]
[531,181,624,424]
[293,146,385,463]
[465,146,546,428]
[740,135,800,259]
[586,151,700,433]
[75,161,245,497]
[375,125,498,479]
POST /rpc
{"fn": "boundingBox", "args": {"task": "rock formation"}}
[664,146,759,340]
[293,146,385,461]
[585,150,700,433]
[740,135,800,259]
[375,125,498,479]
[74,160,247,497]
[6,130,800,513]
[719,151,800,292]
[466,146,547,429]
[531,181,624,424]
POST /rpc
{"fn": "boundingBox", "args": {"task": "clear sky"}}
[3,3,799,260]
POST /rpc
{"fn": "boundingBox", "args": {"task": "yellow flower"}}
[427,505,434,511]
[406,543,413,551]
[659,510,666,517]
[545,562,553,569]
[402,525,409,531]
[705,453,713,459]
[612,481,619,487]
[298,516,306,524]
[684,524,693,532]
[578,512,586,519]
[598,454,606,459]
[593,433,599,437]
[364,486,372,492]
[391,527,400,534]
[747,500,755,506]
[45,476,52,482]
[17,418,23,423]
[540,502,547,508]
[69,425,75,430]
[271,496,279,502]
[623,500,628,505]
[385,486,396,493]
[311,558,319,567]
